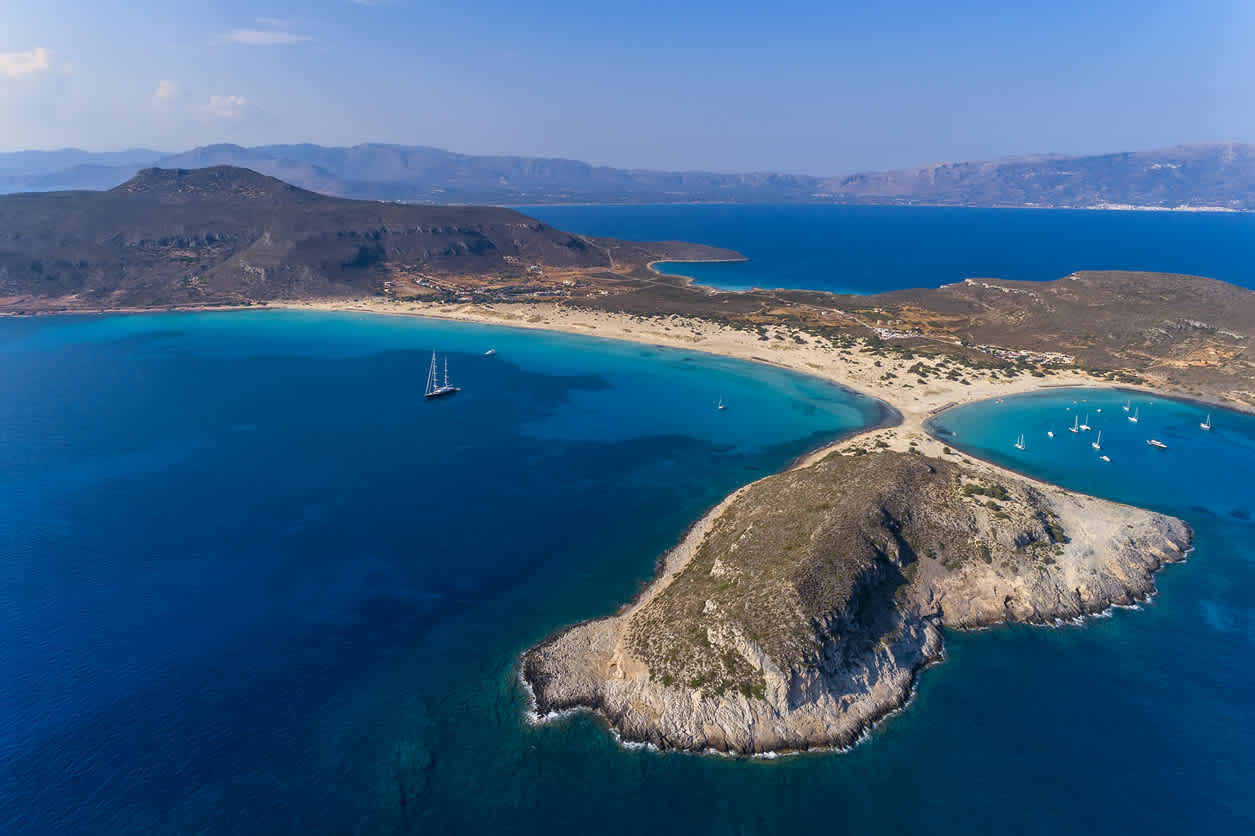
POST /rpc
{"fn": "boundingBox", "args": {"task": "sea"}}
[2,205,1254,834]
[526,204,1255,292]
[0,310,883,834]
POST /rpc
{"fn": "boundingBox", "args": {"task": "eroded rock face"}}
[522,452,1191,755]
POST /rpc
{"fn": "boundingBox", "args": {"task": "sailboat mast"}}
[444,356,449,387]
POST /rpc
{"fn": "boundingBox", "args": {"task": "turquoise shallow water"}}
[2,312,1253,834]
[524,204,1255,292]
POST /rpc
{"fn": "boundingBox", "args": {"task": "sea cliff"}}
[522,451,1191,754]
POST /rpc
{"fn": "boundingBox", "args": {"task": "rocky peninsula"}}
[522,451,1191,754]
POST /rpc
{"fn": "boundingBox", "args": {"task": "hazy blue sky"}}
[2,0,1252,173]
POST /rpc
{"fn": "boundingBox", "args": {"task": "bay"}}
[0,310,881,834]
[525,204,1255,293]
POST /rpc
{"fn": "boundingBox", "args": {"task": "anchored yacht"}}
[425,351,461,400]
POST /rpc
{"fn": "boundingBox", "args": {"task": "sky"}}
[1,0,1253,174]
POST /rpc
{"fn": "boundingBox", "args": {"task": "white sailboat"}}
[1122,400,1131,412]
[484,348,496,356]
[1100,455,1111,462]
[717,396,727,411]
[1047,430,1054,438]
[1147,439,1167,449]
[1128,407,1139,424]
[424,350,461,399]
[1068,414,1080,434]
[1014,433,1026,451]
[1079,413,1092,432]
[1201,414,1212,431]
[1091,430,1102,451]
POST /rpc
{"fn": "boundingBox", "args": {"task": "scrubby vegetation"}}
[625,452,1072,698]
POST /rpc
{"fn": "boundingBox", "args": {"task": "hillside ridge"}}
[3,142,1253,208]
[0,166,737,310]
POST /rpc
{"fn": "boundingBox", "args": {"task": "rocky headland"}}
[522,451,1191,755]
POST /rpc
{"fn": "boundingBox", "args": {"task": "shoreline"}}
[9,296,1247,452]
[522,525,1191,760]
[646,257,750,269]
[923,382,1248,433]
[9,296,1246,436]
[645,257,748,289]
[2,298,1214,756]
[259,298,1255,451]
[520,446,1192,755]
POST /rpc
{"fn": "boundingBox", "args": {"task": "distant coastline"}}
[518,201,1251,212]
[644,257,749,285]
[9,140,1255,211]
[12,296,1250,420]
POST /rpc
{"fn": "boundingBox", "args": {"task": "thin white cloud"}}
[212,19,313,47]
[216,29,313,46]
[153,79,180,109]
[0,47,53,80]
[200,94,251,120]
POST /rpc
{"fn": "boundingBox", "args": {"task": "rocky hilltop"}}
[0,166,738,311]
[523,451,1190,754]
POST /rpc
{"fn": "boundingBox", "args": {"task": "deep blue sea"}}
[0,311,884,834]
[525,204,1255,292]
[2,285,1253,829]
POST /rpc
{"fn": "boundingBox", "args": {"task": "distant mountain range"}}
[1,142,1253,209]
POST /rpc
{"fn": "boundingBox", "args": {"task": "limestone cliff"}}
[522,452,1190,754]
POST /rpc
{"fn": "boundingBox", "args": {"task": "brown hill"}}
[0,167,737,309]
[857,270,1255,388]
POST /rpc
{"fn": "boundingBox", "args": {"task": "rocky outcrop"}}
[522,452,1191,755]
